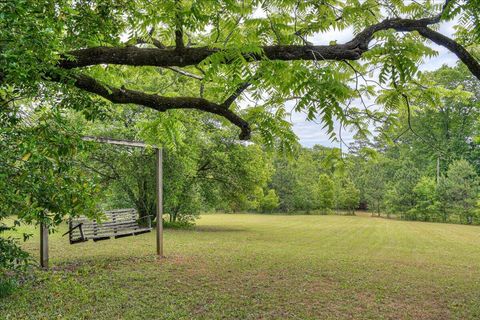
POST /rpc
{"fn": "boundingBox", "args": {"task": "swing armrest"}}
[62,223,83,237]
[137,215,154,228]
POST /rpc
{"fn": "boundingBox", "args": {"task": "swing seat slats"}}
[63,209,152,244]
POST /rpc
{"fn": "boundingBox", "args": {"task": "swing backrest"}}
[67,209,152,244]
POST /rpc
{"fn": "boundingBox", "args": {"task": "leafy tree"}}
[259,189,280,213]
[441,160,479,224]
[82,105,275,223]
[335,178,360,215]
[384,160,421,218]
[270,157,298,212]
[411,177,438,222]
[436,176,452,223]
[317,174,334,214]
[397,65,480,176]
[358,156,389,215]
[0,102,99,292]
[2,0,480,149]
[0,106,100,227]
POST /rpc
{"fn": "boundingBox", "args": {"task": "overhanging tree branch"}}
[416,27,480,79]
[58,17,480,81]
[58,44,362,69]
[71,74,251,139]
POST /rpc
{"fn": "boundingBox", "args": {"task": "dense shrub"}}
[0,225,32,297]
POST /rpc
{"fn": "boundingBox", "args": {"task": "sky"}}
[292,20,460,148]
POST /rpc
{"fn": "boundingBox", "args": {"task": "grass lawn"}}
[2,213,480,319]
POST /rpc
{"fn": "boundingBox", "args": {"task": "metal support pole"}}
[156,148,164,257]
[40,223,49,269]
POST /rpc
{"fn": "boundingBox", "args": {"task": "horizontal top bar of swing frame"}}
[82,136,158,149]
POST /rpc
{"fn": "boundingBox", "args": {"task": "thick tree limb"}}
[59,44,362,69]
[59,18,451,63]
[72,74,251,139]
[59,17,480,81]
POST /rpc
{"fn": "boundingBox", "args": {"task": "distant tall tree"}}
[360,157,389,215]
[412,177,438,222]
[439,160,479,224]
[295,151,322,211]
[259,189,280,213]
[435,176,451,223]
[392,65,480,176]
[335,178,360,215]
[317,174,335,214]
[270,157,299,212]
[384,160,421,218]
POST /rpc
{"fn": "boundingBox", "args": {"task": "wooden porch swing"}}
[39,136,164,269]
[62,208,153,244]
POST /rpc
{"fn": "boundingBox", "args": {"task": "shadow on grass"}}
[193,225,247,233]
[48,254,157,273]
[49,252,205,273]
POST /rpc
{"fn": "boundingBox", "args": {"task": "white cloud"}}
[308,27,356,45]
